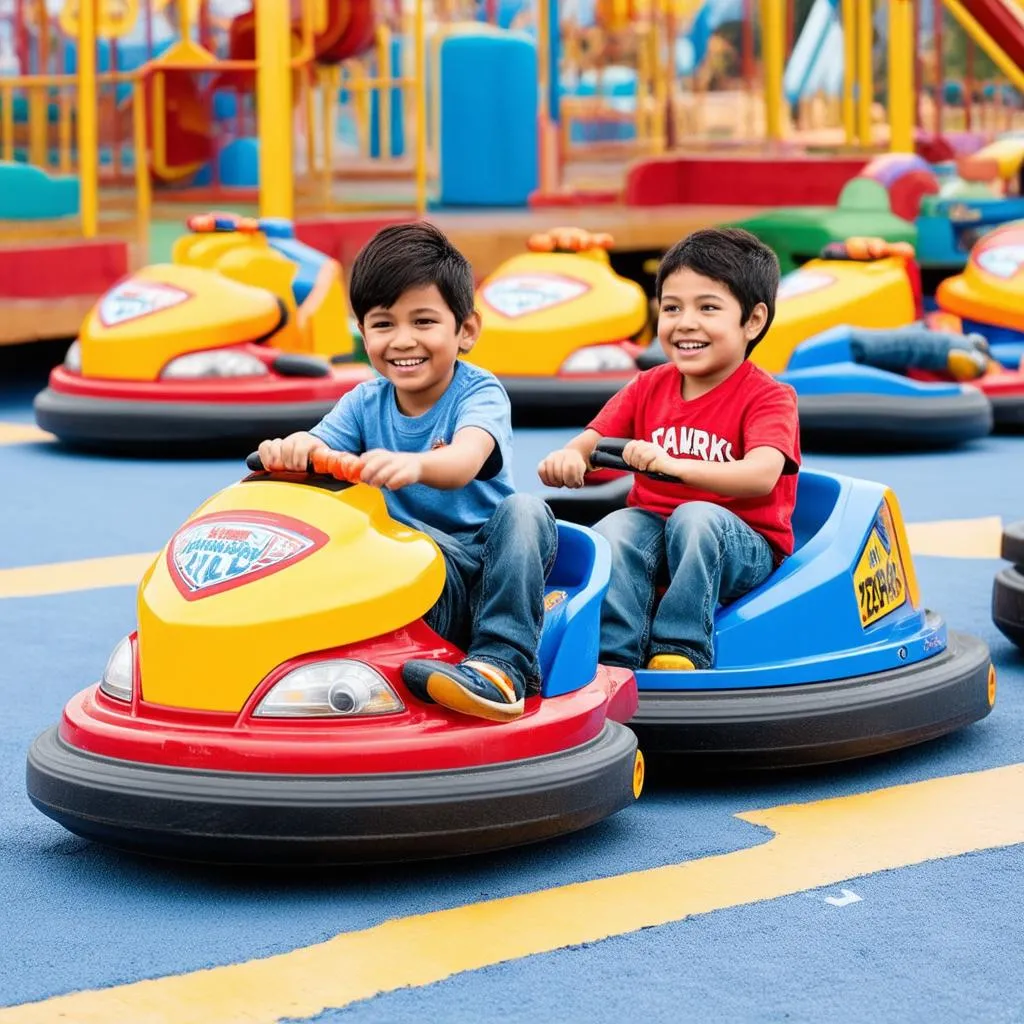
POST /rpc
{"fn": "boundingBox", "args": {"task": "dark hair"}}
[349,221,475,327]
[655,227,780,352]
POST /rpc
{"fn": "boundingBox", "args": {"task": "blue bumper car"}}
[546,440,996,767]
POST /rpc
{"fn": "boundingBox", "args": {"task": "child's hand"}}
[623,440,674,477]
[359,449,423,490]
[538,448,589,488]
[258,431,326,472]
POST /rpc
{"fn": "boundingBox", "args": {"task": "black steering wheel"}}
[589,438,679,483]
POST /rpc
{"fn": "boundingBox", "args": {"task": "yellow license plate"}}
[854,503,909,628]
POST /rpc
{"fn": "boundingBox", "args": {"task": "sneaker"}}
[946,348,990,381]
[647,654,696,671]
[401,659,525,722]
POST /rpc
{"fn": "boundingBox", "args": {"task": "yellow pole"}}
[1,85,13,162]
[322,66,335,207]
[888,0,913,151]
[841,0,855,144]
[256,0,294,219]
[132,77,152,256]
[414,0,427,214]
[377,24,392,161]
[855,0,872,144]
[761,0,784,142]
[536,0,555,190]
[77,0,99,237]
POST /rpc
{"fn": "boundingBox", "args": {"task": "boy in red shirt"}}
[539,228,800,671]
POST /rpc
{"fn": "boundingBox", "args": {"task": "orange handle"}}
[311,449,364,483]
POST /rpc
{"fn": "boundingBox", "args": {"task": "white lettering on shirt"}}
[648,425,735,463]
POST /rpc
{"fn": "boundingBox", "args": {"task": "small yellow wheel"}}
[632,749,646,799]
[988,664,997,708]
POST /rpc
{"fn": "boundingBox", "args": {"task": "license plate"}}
[854,504,909,628]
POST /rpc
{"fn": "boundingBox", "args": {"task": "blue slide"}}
[783,0,844,105]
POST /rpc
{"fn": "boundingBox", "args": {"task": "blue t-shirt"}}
[310,361,516,537]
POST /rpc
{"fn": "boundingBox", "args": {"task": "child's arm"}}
[537,428,603,488]
[359,426,496,491]
[622,441,787,497]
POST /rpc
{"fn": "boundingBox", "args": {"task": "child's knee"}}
[668,501,728,540]
[495,493,556,542]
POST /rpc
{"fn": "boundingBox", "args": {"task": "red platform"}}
[0,238,129,299]
[624,155,870,207]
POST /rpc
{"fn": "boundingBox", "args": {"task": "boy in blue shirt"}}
[258,222,556,722]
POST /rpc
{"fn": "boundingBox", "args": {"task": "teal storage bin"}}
[0,161,79,220]
[439,31,537,207]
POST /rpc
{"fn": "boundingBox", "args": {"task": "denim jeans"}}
[848,325,987,373]
[417,494,558,696]
[594,502,776,670]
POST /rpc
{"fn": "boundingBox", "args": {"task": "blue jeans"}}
[594,502,776,670]
[849,325,987,373]
[417,494,558,696]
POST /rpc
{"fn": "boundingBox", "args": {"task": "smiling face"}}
[656,267,768,392]
[360,284,481,416]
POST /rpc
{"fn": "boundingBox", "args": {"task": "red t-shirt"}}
[588,360,801,559]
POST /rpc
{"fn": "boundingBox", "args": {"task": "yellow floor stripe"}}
[905,515,1004,559]
[3,764,1023,1024]
[0,422,52,446]
[0,553,156,599]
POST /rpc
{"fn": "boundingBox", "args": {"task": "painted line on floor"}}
[0,422,52,446]
[905,515,1003,559]
[3,763,1023,1024]
[0,516,1005,599]
[0,553,157,598]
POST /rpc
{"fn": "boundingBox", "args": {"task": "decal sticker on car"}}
[167,513,329,600]
[853,503,908,628]
[98,281,192,328]
[975,243,1024,280]
[776,271,836,302]
[482,274,590,318]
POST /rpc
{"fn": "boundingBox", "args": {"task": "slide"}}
[783,0,844,105]
[959,0,1024,72]
[680,0,742,74]
[222,0,377,90]
[150,0,377,181]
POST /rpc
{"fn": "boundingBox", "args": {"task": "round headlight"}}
[99,635,134,703]
[160,349,268,380]
[560,345,636,374]
[64,341,82,373]
[254,660,404,718]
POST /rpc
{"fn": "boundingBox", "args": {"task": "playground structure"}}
[2,0,1023,221]
[1,0,1023,347]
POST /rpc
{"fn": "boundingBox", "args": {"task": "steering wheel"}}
[245,450,363,484]
[589,438,679,483]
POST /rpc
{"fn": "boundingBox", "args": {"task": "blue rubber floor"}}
[2,352,1022,1022]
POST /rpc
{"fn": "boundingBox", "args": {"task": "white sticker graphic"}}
[776,271,836,302]
[482,274,590,318]
[170,520,316,595]
[99,281,191,327]
[976,244,1024,280]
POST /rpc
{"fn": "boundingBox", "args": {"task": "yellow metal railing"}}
[296,8,431,214]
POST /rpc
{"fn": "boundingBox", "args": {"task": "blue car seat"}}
[538,522,612,698]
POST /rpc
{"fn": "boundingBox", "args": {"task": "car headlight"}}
[99,635,134,703]
[64,341,82,373]
[253,660,405,718]
[160,349,268,379]
[560,344,636,374]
